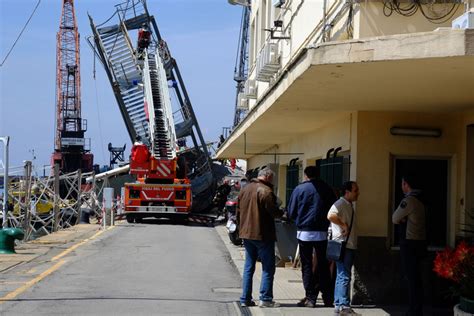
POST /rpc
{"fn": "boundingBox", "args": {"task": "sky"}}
[0,0,242,173]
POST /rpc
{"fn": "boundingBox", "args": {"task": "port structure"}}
[52,0,93,174]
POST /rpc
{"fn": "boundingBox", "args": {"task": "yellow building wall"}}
[355,2,464,38]
[245,110,472,244]
[247,112,354,200]
[355,111,464,243]
[459,110,474,232]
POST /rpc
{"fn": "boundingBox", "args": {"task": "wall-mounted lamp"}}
[264,20,291,40]
[390,126,442,138]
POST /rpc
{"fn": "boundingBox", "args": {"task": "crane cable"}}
[93,50,107,164]
[0,0,42,68]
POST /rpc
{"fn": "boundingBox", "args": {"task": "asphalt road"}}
[0,221,243,315]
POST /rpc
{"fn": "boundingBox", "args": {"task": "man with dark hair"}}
[327,181,360,315]
[287,166,337,307]
[237,167,283,308]
[392,175,426,316]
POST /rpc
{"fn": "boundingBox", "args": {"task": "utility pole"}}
[22,161,33,238]
[75,169,82,225]
[53,163,60,232]
[1,136,9,228]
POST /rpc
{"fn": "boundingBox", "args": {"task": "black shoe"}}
[240,301,256,307]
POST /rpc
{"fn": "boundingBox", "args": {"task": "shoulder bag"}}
[326,205,354,261]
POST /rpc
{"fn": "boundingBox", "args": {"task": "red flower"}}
[433,241,474,299]
[454,241,470,261]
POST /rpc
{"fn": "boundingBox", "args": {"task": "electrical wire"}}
[383,0,460,23]
[0,0,42,68]
[419,2,460,24]
[346,4,354,39]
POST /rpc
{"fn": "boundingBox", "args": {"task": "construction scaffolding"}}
[1,162,106,241]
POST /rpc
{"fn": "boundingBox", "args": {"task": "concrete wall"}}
[245,110,472,242]
[246,112,353,200]
[351,110,472,305]
[246,1,466,107]
[354,111,464,244]
[354,2,464,38]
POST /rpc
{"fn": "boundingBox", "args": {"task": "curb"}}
[232,301,254,316]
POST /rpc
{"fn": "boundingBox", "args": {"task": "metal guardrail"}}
[1,162,105,241]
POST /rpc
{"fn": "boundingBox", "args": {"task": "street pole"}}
[53,163,60,232]
[1,136,10,228]
[75,169,82,225]
[23,161,33,239]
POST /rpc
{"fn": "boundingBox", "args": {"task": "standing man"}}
[287,166,337,308]
[327,181,360,315]
[392,175,426,316]
[237,167,283,308]
[136,23,151,59]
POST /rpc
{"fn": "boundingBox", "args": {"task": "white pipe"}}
[86,164,130,183]
[1,136,10,228]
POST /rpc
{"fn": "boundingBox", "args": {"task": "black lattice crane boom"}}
[51,0,93,173]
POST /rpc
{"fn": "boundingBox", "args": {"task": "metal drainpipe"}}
[1,137,9,228]
[323,0,328,42]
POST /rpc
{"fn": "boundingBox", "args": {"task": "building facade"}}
[220,0,474,305]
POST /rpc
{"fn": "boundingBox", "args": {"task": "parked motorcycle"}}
[225,191,241,246]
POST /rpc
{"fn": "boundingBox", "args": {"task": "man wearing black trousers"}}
[288,166,337,307]
[392,175,427,316]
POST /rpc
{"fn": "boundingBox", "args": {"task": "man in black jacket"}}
[288,166,337,308]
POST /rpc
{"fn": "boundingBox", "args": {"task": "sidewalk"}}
[215,225,412,316]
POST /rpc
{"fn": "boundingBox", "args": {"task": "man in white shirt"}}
[327,181,360,316]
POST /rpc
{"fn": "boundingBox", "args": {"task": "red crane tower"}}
[51,0,93,174]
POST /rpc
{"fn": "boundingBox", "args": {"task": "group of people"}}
[236,166,426,316]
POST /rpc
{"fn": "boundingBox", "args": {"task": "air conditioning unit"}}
[256,43,280,82]
[452,10,474,29]
[237,92,249,110]
[244,79,257,99]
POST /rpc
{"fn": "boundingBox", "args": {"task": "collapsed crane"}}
[52,0,93,174]
[88,0,215,220]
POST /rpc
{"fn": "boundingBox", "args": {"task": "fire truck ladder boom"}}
[144,52,176,160]
[88,1,214,208]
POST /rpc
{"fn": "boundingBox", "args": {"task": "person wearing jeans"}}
[241,239,275,303]
[327,181,360,315]
[334,248,355,308]
[236,168,283,308]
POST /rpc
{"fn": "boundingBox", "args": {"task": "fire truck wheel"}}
[126,215,135,223]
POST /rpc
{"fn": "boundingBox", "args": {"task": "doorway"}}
[392,158,449,247]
